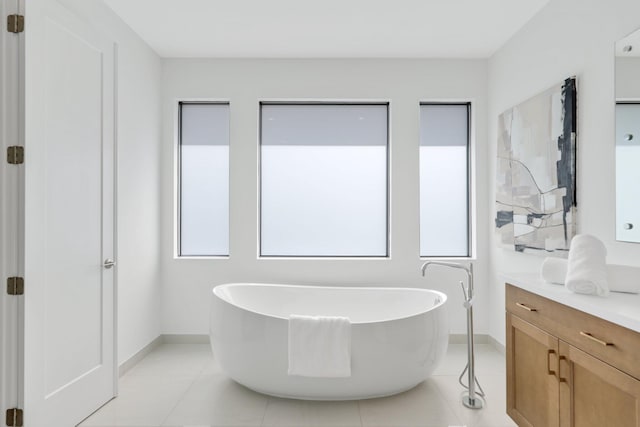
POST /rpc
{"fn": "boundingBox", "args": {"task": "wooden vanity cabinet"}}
[506,284,640,427]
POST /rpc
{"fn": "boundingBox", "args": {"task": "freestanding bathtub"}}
[209,283,448,400]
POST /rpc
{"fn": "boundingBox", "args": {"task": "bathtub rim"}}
[212,282,448,325]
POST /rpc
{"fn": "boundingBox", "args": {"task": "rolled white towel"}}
[541,257,568,285]
[565,234,609,296]
[539,258,640,294]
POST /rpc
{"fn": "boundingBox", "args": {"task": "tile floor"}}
[79,343,516,427]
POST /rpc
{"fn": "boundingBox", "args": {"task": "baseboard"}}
[449,334,489,344]
[162,334,209,344]
[118,335,163,377]
[120,334,497,376]
[118,334,210,377]
[488,335,506,355]
[162,334,490,345]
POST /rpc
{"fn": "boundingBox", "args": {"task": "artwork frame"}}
[495,77,577,255]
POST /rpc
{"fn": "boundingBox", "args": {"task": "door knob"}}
[103,259,116,269]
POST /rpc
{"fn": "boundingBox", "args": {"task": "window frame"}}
[175,100,231,258]
[418,101,473,259]
[258,100,391,259]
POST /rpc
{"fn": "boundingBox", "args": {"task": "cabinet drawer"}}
[506,283,640,381]
[505,284,562,334]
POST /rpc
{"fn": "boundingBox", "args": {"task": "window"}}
[419,103,470,257]
[260,103,389,257]
[178,102,229,256]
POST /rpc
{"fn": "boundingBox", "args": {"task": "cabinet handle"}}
[558,355,568,383]
[516,302,537,312]
[580,331,613,346]
[547,349,557,378]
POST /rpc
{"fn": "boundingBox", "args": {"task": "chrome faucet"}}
[421,260,484,409]
[421,261,473,287]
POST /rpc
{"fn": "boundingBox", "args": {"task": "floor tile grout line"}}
[157,365,206,427]
[356,399,364,427]
[259,396,272,427]
[429,375,467,427]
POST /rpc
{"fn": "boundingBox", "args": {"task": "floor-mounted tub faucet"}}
[421,261,485,409]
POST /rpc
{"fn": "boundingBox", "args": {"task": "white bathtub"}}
[209,283,449,400]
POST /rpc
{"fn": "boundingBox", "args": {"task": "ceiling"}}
[103,0,551,58]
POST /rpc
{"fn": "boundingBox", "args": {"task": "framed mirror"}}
[615,28,640,242]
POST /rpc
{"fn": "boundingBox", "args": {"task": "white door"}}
[23,0,116,425]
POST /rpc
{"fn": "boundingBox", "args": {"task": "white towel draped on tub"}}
[565,234,609,296]
[288,314,352,378]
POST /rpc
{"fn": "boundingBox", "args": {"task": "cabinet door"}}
[507,313,560,427]
[559,341,640,427]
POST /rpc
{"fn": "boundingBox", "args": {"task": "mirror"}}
[615,28,640,242]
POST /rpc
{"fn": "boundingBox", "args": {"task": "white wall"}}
[160,59,490,336]
[112,19,162,366]
[57,0,163,364]
[488,0,640,345]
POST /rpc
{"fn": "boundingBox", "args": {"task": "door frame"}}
[1,0,24,419]
[2,0,25,417]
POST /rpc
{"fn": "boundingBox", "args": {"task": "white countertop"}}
[500,272,640,334]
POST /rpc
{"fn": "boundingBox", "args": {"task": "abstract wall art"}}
[495,77,577,255]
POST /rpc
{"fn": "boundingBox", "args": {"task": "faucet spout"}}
[421,261,473,285]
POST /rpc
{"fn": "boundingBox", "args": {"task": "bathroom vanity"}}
[504,275,640,427]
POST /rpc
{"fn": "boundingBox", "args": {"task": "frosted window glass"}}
[261,104,388,257]
[180,103,229,256]
[420,104,470,257]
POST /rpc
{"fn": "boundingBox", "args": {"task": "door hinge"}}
[7,14,24,34]
[6,146,24,165]
[5,408,23,427]
[7,277,24,296]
